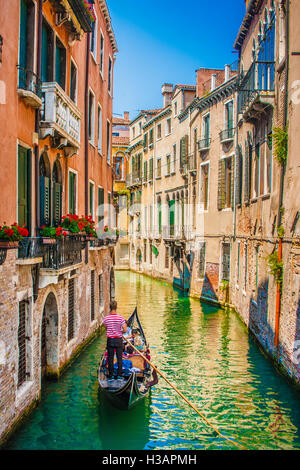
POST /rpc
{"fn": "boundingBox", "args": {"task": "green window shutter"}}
[89,183,94,216]
[40,176,50,226]
[217,159,226,211]
[18,146,31,230]
[41,23,49,83]
[144,161,147,181]
[69,172,76,214]
[231,155,235,208]
[19,0,28,78]
[235,146,243,206]
[158,201,162,234]
[169,200,175,235]
[53,182,62,226]
[98,187,104,226]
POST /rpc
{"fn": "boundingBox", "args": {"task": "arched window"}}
[114,151,124,181]
[39,152,51,227]
[52,159,62,226]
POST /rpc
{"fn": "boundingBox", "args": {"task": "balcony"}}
[198,138,211,152]
[126,172,143,188]
[220,128,235,143]
[188,154,197,173]
[68,0,95,32]
[49,0,95,37]
[238,61,275,120]
[17,66,43,109]
[17,237,43,265]
[40,82,81,155]
[162,225,194,241]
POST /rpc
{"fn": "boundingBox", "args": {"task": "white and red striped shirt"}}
[102,313,126,338]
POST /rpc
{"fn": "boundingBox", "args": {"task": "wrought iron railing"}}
[198,138,211,151]
[220,128,235,142]
[42,236,82,270]
[17,66,42,98]
[18,237,43,259]
[238,61,275,114]
[188,153,197,171]
[126,172,143,187]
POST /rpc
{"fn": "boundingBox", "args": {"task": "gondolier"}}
[102,300,127,380]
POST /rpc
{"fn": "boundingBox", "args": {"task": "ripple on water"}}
[4,271,300,450]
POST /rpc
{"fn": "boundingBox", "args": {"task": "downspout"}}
[34,0,43,234]
[84,32,90,263]
[274,0,289,349]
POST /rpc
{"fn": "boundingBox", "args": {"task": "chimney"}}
[225,64,230,82]
[124,111,129,121]
[211,74,216,91]
[161,83,173,108]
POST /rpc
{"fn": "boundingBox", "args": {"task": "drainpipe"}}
[84,33,90,263]
[34,0,43,234]
[274,0,290,349]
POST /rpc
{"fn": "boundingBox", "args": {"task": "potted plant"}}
[80,215,97,240]
[61,214,82,235]
[0,223,29,248]
[40,225,67,244]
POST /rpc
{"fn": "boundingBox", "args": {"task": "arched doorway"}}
[41,292,59,378]
[39,152,51,227]
[52,159,62,226]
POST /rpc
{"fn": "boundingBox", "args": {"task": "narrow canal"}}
[5,271,300,450]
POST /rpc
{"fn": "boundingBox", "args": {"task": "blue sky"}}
[106,0,245,121]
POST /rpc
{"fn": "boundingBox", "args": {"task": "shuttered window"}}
[55,37,66,90]
[244,139,253,203]
[200,163,209,210]
[18,300,27,387]
[68,278,75,341]
[199,242,206,279]
[69,171,76,214]
[235,146,243,206]
[218,156,234,210]
[149,159,153,180]
[222,243,231,281]
[165,246,169,268]
[180,135,188,168]
[144,161,148,181]
[18,146,31,231]
[169,199,175,236]
[53,182,62,226]
[98,187,104,227]
[91,270,95,322]
[99,274,104,307]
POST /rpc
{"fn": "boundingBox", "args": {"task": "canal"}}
[4,271,300,450]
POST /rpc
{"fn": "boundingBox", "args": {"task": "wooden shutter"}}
[19,0,28,85]
[235,146,243,206]
[158,201,162,234]
[18,300,27,387]
[169,200,175,235]
[217,159,226,210]
[18,146,31,230]
[230,154,235,208]
[53,182,62,226]
[69,172,76,214]
[244,141,250,203]
[40,176,50,226]
[144,161,147,181]
[68,278,75,341]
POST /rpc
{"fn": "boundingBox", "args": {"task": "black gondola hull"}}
[99,370,149,410]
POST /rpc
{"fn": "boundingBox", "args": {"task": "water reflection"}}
[4,270,300,450]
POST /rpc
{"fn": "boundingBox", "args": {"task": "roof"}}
[129,108,163,126]
[112,136,129,146]
[174,84,196,91]
[112,117,130,125]
[233,0,262,51]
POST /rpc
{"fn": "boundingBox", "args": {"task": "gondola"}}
[98,307,158,410]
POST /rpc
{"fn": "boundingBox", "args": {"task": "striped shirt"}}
[103,313,126,338]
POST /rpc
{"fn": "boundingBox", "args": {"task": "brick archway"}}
[41,292,59,378]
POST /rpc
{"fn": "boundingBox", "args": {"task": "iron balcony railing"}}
[188,153,197,172]
[126,172,143,187]
[17,66,42,98]
[220,127,235,142]
[68,0,95,32]
[198,138,211,151]
[42,236,82,270]
[238,60,275,114]
[18,237,43,259]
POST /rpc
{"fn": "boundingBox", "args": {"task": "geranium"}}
[40,225,66,239]
[0,223,29,241]
[61,214,82,233]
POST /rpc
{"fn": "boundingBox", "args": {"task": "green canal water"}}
[4,271,300,450]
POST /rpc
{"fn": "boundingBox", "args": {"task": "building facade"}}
[126,0,300,386]
[0,0,117,444]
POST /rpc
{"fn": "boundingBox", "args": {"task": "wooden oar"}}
[123,335,246,450]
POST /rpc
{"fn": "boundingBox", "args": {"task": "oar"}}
[122,335,246,450]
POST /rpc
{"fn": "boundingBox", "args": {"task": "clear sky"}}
[106,0,246,122]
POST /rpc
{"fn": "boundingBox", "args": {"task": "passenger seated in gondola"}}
[124,328,145,354]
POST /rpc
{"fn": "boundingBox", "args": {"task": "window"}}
[18,299,30,387]
[108,192,111,226]
[166,155,171,176]
[168,199,175,236]
[139,122,142,135]
[149,129,154,146]
[18,0,35,90]
[90,14,97,59]
[225,101,234,137]
[243,242,248,291]
[172,144,176,173]
[144,161,148,181]
[166,118,171,135]
[149,243,152,264]
[149,158,153,180]
[88,90,95,143]
[235,146,243,206]
[55,37,66,90]
[144,242,147,262]
[180,135,188,168]
[99,31,104,75]
[199,242,206,279]
[91,270,95,322]
[144,132,148,148]
[218,156,233,210]
[89,181,94,219]
[200,162,209,210]
[174,102,177,116]
[98,187,104,228]
[18,145,31,231]
[221,243,231,281]
[68,278,75,341]
[97,105,102,154]
[202,114,210,145]
[70,60,77,102]
[165,247,169,269]
[41,20,54,83]
[69,171,76,214]
[107,120,111,164]
[99,274,104,307]
[132,127,135,139]
[157,158,161,178]
[114,155,123,180]
[157,124,162,140]
[108,56,112,93]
